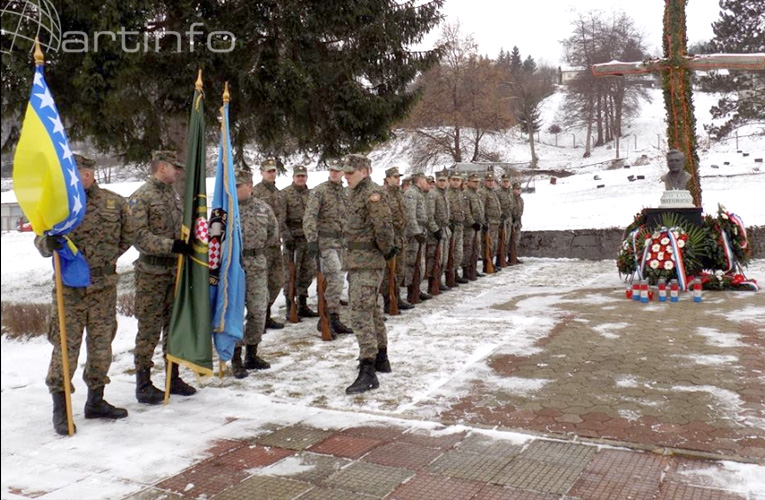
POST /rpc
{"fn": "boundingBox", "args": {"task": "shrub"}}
[1,302,49,339]
[547,124,562,134]
[117,293,135,317]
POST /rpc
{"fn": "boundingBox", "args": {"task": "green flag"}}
[167,71,213,376]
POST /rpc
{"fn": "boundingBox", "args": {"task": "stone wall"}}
[519,226,764,261]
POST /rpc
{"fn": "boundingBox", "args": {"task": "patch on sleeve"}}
[106,199,116,209]
[369,193,381,202]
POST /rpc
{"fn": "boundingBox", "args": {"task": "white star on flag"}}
[72,193,83,215]
[58,219,77,232]
[33,71,44,87]
[35,87,55,110]
[48,114,65,136]
[59,141,73,164]
[67,166,79,187]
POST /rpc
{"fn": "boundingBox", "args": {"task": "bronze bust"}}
[661,149,692,190]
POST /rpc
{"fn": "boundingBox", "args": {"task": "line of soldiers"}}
[35,150,524,435]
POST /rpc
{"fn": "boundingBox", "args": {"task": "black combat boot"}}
[345,359,379,395]
[383,293,391,314]
[135,367,164,405]
[419,290,432,300]
[330,312,353,334]
[396,288,414,310]
[84,387,128,420]
[169,363,197,396]
[298,295,319,318]
[230,346,249,379]
[375,347,392,373]
[243,344,271,370]
[265,309,285,329]
[52,392,75,435]
[456,272,469,284]
[439,279,450,291]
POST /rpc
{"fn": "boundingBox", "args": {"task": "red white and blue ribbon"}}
[719,229,734,273]
[727,212,748,250]
[665,227,688,291]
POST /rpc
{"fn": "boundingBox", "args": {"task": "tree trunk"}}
[454,126,462,162]
[595,90,603,146]
[528,121,538,168]
[584,95,593,158]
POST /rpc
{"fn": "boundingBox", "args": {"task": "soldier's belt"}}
[89,265,117,278]
[242,248,264,258]
[139,254,177,267]
[346,241,378,251]
[318,229,343,239]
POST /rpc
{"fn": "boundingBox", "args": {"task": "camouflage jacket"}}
[427,187,450,233]
[281,183,309,242]
[479,186,502,223]
[36,183,133,287]
[446,186,466,225]
[403,184,427,237]
[252,180,285,245]
[239,195,279,260]
[384,183,407,247]
[512,194,524,228]
[129,177,182,274]
[345,176,394,270]
[464,187,484,227]
[497,186,515,222]
[303,179,348,250]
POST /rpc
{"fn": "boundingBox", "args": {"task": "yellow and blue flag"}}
[209,98,245,362]
[13,65,90,287]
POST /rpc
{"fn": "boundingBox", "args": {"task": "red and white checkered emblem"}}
[209,239,221,269]
[194,217,209,244]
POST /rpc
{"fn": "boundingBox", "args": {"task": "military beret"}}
[235,167,253,185]
[293,165,308,175]
[343,154,371,171]
[512,181,522,189]
[73,153,95,170]
[385,166,401,178]
[436,169,449,180]
[261,157,277,171]
[152,150,184,169]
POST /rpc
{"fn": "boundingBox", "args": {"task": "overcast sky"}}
[419,0,722,66]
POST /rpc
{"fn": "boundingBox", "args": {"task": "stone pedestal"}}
[643,207,703,228]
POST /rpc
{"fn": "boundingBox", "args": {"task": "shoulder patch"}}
[369,193,381,202]
[106,198,116,209]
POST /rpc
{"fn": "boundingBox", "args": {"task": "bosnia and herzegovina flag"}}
[208,93,245,362]
[13,64,90,288]
[167,72,213,376]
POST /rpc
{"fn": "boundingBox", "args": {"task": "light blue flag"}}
[208,100,245,362]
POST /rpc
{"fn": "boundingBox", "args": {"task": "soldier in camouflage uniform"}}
[380,166,413,312]
[427,170,451,291]
[463,173,485,280]
[35,154,132,435]
[510,181,525,265]
[252,157,286,330]
[130,150,197,405]
[227,167,278,378]
[281,165,317,320]
[303,162,353,334]
[445,170,469,284]
[497,173,516,268]
[479,172,502,272]
[341,154,396,394]
[403,172,431,302]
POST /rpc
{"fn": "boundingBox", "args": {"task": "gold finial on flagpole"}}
[34,38,44,66]
[195,69,203,92]
[223,82,230,104]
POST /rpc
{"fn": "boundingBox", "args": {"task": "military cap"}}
[484,172,496,181]
[468,173,481,182]
[501,173,511,181]
[449,170,462,179]
[384,166,401,178]
[343,153,371,171]
[152,150,184,169]
[73,153,96,170]
[436,169,449,180]
[512,181,522,189]
[261,157,277,171]
[426,175,435,183]
[235,167,253,185]
[293,165,308,175]
[410,171,425,180]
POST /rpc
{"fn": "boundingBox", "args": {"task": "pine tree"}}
[702,0,765,139]
[509,46,522,75]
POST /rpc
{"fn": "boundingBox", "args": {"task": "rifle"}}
[483,227,495,274]
[445,230,456,288]
[410,241,423,304]
[387,256,400,315]
[429,238,442,296]
[497,222,508,268]
[287,248,299,323]
[315,254,333,341]
[469,229,479,281]
[509,224,517,265]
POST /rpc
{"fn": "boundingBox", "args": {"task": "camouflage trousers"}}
[426,228,450,278]
[282,237,316,298]
[319,248,344,313]
[479,223,500,262]
[243,254,268,345]
[405,238,425,286]
[265,245,285,307]
[462,227,479,268]
[449,225,464,272]
[47,281,118,394]
[134,269,175,370]
[348,268,387,361]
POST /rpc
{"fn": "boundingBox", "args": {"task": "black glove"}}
[307,241,319,257]
[41,235,63,253]
[384,246,399,261]
[415,233,426,244]
[472,222,482,231]
[171,239,194,255]
[481,225,489,233]
[284,239,296,252]
[433,229,442,240]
